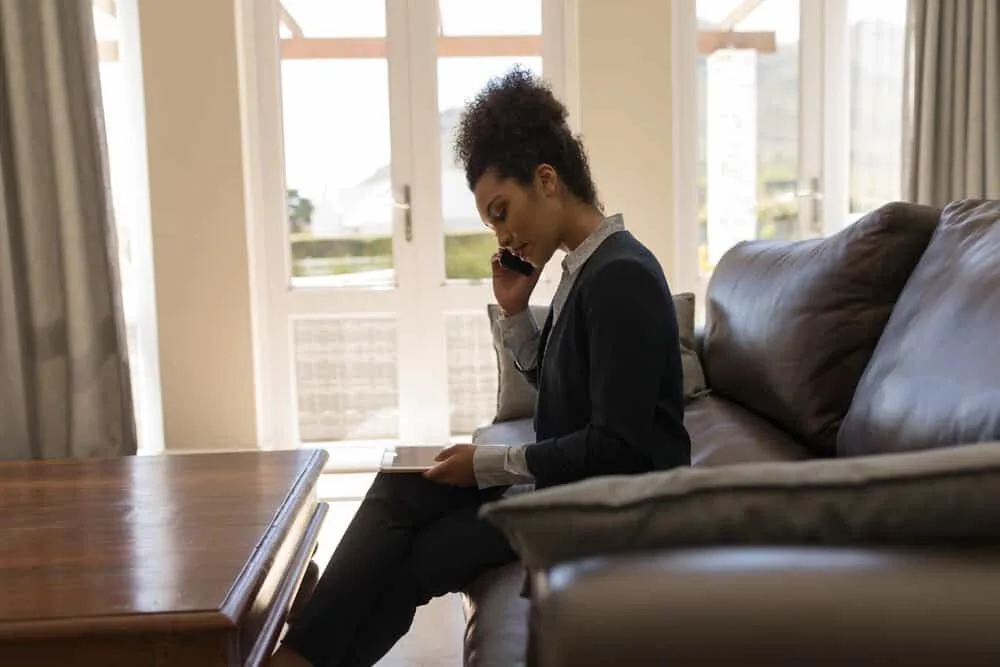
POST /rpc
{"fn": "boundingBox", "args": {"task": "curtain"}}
[903,0,1000,206]
[0,0,136,459]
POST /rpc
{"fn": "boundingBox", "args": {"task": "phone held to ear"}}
[499,249,535,276]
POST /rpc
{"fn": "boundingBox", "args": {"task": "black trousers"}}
[281,472,518,667]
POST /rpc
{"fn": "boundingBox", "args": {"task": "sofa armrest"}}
[531,546,1000,667]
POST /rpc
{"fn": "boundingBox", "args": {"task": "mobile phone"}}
[499,249,535,276]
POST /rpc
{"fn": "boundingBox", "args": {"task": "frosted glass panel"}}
[295,317,399,441]
[446,312,498,435]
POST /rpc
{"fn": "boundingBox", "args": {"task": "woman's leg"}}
[336,499,518,667]
[275,473,508,666]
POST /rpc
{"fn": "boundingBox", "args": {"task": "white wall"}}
[578,0,676,279]
[138,0,259,450]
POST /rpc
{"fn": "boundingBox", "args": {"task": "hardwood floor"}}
[314,475,466,667]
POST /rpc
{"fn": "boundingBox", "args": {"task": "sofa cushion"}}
[488,293,707,423]
[480,440,1000,572]
[685,395,811,466]
[703,202,940,456]
[474,397,811,468]
[839,199,1000,457]
[489,305,550,422]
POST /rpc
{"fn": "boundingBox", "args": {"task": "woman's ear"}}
[535,164,558,197]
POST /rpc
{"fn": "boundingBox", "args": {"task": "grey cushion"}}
[488,304,550,422]
[480,441,1000,572]
[672,292,709,401]
[487,293,707,423]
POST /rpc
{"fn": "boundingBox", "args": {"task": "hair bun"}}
[454,65,598,208]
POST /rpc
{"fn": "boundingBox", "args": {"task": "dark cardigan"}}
[522,231,691,489]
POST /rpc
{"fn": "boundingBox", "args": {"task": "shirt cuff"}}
[499,309,540,371]
[473,444,536,489]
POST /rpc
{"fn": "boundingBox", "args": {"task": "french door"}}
[672,0,909,314]
[241,0,574,455]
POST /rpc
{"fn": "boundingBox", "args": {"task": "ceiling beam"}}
[279,3,305,38]
[719,0,765,31]
[94,0,116,18]
[98,34,542,62]
[279,35,542,60]
[698,30,776,55]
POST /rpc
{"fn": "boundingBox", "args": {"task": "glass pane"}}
[697,0,800,273]
[438,0,541,36]
[280,0,385,38]
[92,1,163,452]
[294,317,399,441]
[439,56,544,281]
[280,56,394,287]
[848,0,906,214]
[446,313,499,435]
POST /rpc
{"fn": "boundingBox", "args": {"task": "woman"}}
[270,66,690,667]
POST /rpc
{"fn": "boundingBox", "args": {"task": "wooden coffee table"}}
[0,449,329,666]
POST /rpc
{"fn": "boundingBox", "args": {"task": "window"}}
[847,0,908,215]
[243,0,573,453]
[674,0,910,317]
[92,0,163,453]
[696,0,804,276]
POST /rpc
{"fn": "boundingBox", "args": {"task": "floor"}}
[314,474,467,667]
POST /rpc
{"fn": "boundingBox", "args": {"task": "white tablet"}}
[379,446,446,473]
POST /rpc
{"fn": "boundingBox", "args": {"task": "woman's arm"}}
[498,309,541,387]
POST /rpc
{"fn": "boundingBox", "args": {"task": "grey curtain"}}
[904,0,1000,206]
[0,0,136,459]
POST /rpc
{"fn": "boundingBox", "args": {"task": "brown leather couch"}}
[462,200,1000,666]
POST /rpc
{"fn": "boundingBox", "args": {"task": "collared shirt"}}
[473,214,626,489]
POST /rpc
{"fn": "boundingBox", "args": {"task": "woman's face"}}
[473,166,564,269]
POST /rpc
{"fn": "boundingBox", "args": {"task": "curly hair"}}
[453,66,598,207]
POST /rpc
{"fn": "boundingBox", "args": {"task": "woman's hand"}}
[492,251,542,316]
[424,444,478,487]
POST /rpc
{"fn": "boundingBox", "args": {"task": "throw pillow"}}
[839,199,1000,457]
[672,292,709,401]
[487,293,708,423]
[480,440,1000,572]
[703,202,940,456]
[488,304,550,422]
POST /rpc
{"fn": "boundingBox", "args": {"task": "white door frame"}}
[671,0,851,301]
[237,0,578,451]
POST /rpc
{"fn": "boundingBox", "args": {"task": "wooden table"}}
[0,449,329,666]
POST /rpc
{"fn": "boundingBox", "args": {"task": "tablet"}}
[379,446,446,473]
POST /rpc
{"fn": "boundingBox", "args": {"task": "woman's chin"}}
[526,247,554,269]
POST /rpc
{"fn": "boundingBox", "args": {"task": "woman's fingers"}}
[434,445,458,462]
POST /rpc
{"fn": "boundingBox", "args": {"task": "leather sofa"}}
[461,200,1000,666]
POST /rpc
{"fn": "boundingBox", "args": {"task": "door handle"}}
[796,177,823,228]
[394,185,412,242]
